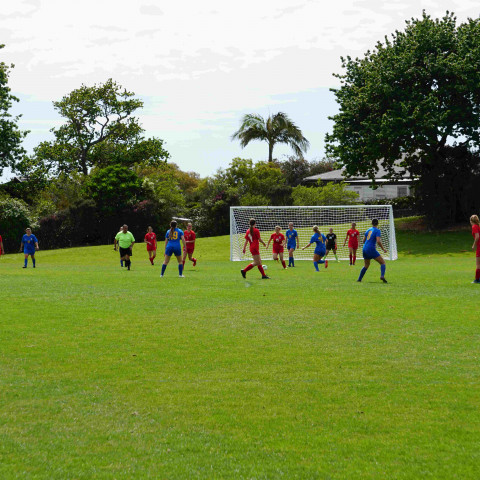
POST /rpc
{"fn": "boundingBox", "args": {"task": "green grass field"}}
[1,227,479,479]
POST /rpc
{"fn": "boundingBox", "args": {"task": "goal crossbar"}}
[230,205,397,261]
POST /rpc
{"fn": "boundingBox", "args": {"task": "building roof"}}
[303,163,412,184]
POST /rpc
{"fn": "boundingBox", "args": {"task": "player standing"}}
[117,226,124,267]
[20,228,39,268]
[470,214,480,283]
[0,233,4,258]
[241,218,269,279]
[161,220,186,278]
[324,228,339,262]
[266,226,287,269]
[285,222,299,267]
[357,219,388,283]
[182,222,197,267]
[302,226,328,271]
[114,225,135,270]
[343,222,360,265]
[144,226,157,265]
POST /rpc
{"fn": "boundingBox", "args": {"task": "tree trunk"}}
[268,142,274,162]
[80,150,88,176]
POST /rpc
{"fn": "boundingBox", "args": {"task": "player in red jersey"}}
[343,222,360,265]
[470,214,480,283]
[183,222,197,267]
[266,226,287,269]
[144,226,157,265]
[0,234,3,257]
[241,218,269,279]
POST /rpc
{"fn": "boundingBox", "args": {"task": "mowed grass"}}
[1,229,479,479]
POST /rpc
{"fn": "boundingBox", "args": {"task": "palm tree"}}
[231,112,310,162]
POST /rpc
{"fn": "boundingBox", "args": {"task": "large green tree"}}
[325,12,480,225]
[232,112,309,162]
[31,79,169,176]
[0,44,27,176]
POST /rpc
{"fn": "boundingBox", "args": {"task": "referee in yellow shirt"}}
[114,224,135,270]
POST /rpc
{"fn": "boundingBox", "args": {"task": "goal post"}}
[230,205,398,261]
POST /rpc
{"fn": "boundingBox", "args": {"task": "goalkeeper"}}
[324,228,339,262]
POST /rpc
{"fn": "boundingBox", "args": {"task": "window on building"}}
[397,186,408,197]
[375,189,386,199]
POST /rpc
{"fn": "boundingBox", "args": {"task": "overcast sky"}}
[2,0,479,179]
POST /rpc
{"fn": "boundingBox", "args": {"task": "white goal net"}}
[230,205,397,261]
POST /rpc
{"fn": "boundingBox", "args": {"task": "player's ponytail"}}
[169,220,177,240]
[313,225,319,232]
[470,215,480,226]
[249,219,255,237]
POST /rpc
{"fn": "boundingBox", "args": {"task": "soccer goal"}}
[230,205,398,261]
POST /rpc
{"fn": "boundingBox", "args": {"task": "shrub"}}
[0,196,34,252]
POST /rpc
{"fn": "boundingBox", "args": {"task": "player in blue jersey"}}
[301,226,328,271]
[357,219,388,283]
[161,220,186,278]
[285,222,299,267]
[20,228,39,268]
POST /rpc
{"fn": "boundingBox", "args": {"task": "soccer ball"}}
[262,264,267,270]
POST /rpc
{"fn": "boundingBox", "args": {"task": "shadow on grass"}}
[397,230,472,256]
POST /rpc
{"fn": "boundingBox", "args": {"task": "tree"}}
[291,182,359,206]
[232,112,309,162]
[33,79,169,175]
[0,44,28,176]
[0,196,33,253]
[278,156,336,186]
[325,12,480,225]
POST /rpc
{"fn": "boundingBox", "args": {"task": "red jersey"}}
[144,232,157,249]
[184,230,196,244]
[347,229,360,243]
[472,224,480,239]
[270,233,285,245]
[0,234,2,255]
[245,228,261,249]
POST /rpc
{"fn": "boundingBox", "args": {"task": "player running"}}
[114,224,135,270]
[20,228,39,268]
[182,222,197,268]
[285,222,299,267]
[324,228,339,262]
[241,218,269,279]
[161,220,186,278]
[357,219,388,283]
[302,226,328,271]
[470,214,480,284]
[343,222,360,265]
[144,226,157,265]
[266,226,287,269]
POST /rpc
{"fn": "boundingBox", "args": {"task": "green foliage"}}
[84,165,144,215]
[0,196,33,252]
[0,45,28,175]
[291,181,359,206]
[277,156,336,186]
[232,112,309,162]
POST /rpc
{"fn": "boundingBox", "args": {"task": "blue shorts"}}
[314,249,326,257]
[287,243,296,251]
[165,245,181,257]
[363,249,381,260]
[24,250,35,256]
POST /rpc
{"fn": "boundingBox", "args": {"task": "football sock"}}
[476,269,480,281]
[24,258,27,267]
[161,264,167,275]
[281,260,286,269]
[318,259,325,264]
[381,264,386,277]
[192,257,196,263]
[32,258,35,267]
[334,253,338,261]
[313,261,319,271]
[179,264,184,276]
[353,255,356,265]
[291,258,295,267]
[150,257,154,265]
[288,257,292,266]
[358,267,367,281]
[120,260,123,267]
[258,265,266,276]
[244,263,254,272]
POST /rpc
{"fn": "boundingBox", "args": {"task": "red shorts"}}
[273,245,284,254]
[146,246,156,252]
[185,246,195,254]
[250,246,260,256]
[348,242,358,250]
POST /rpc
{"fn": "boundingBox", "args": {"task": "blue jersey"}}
[310,232,326,254]
[285,229,298,246]
[363,227,381,251]
[22,234,37,253]
[165,228,184,247]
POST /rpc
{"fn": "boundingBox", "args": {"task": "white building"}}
[303,164,413,202]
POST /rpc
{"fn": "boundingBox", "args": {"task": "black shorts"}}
[119,247,132,257]
[326,243,336,251]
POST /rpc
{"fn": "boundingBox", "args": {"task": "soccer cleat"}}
[325,260,328,268]
[22,266,27,268]
[357,279,362,282]
[179,275,185,278]
[241,269,246,279]
[472,280,480,284]
[380,277,387,283]
[160,275,164,278]
[262,275,270,279]
[193,258,197,267]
